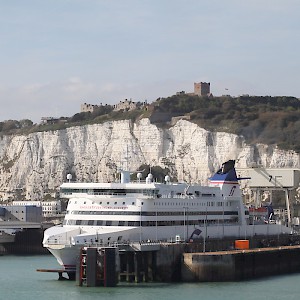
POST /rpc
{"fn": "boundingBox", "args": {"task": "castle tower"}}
[194,82,210,96]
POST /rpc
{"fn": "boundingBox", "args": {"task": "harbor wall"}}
[154,234,300,282]
[181,246,300,281]
[156,243,186,281]
[82,238,300,284]
[3,230,300,283]
[0,228,48,255]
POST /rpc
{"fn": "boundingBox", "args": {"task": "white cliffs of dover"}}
[0,118,298,201]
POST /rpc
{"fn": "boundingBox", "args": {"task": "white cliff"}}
[0,118,298,201]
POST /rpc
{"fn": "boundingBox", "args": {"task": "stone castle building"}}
[81,81,210,115]
[81,99,149,114]
[194,82,210,96]
[176,82,211,97]
[81,103,99,113]
[113,99,138,111]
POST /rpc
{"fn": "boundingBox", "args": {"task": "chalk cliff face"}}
[0,118,298,201]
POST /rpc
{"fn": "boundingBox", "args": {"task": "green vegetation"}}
[0,104,147,135]
[155,95,300,152]
[1,94,300,152]
[0,119,33,135]
[133,164,176,183]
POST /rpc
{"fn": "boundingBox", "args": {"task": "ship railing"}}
[159,194,195,199]
[81,239,167,248]
[46,237,169,249]
[46,237,73,245]
[91,192,127,196]
[46,228,82,246]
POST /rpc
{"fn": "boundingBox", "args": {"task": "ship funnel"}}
[121,171,130,183]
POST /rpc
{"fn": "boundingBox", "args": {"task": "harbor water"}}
[1,254,300,300]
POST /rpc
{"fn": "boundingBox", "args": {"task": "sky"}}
[0,0,299,123]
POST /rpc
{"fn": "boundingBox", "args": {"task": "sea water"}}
[0,254,300,300]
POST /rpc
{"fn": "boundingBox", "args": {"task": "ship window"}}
[132,202,135,205]
[114,202,117,205]
[96,220,103,226]
[107,202,109,205]
[128,221,139,226]
[141,202,144,205]
[100,202,102,204]
[106,221,112,226]
[123,202,125,205]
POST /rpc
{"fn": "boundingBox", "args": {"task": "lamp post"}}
[139,205,142,243]
[186,207,189,241]
[183,207,188,242]
[203,207,208,253]
[222,202,225,237]
[155,208,158,242]
[237,206,240,238]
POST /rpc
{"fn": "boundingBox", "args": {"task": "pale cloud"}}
[63,77,95,93]
[100,83,121,93]
[0,0,299,123]
[21,83,49,94]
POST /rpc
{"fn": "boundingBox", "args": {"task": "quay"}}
[37,234,300,286]
[182,245,300,281]
[0,222,49,255]
[0,221,41,230]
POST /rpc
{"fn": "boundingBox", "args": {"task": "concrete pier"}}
[76,242,300,284]
[119,250,157,283]
[77,247,118,287]
[181,245,300,281]
[37,234,300,285]
[0,228,48,255]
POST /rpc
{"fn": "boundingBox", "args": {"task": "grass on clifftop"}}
[1,94,300,152]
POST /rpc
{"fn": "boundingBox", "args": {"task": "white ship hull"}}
[44,223,291,270]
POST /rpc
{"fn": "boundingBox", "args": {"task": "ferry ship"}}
[43,160,292,271]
